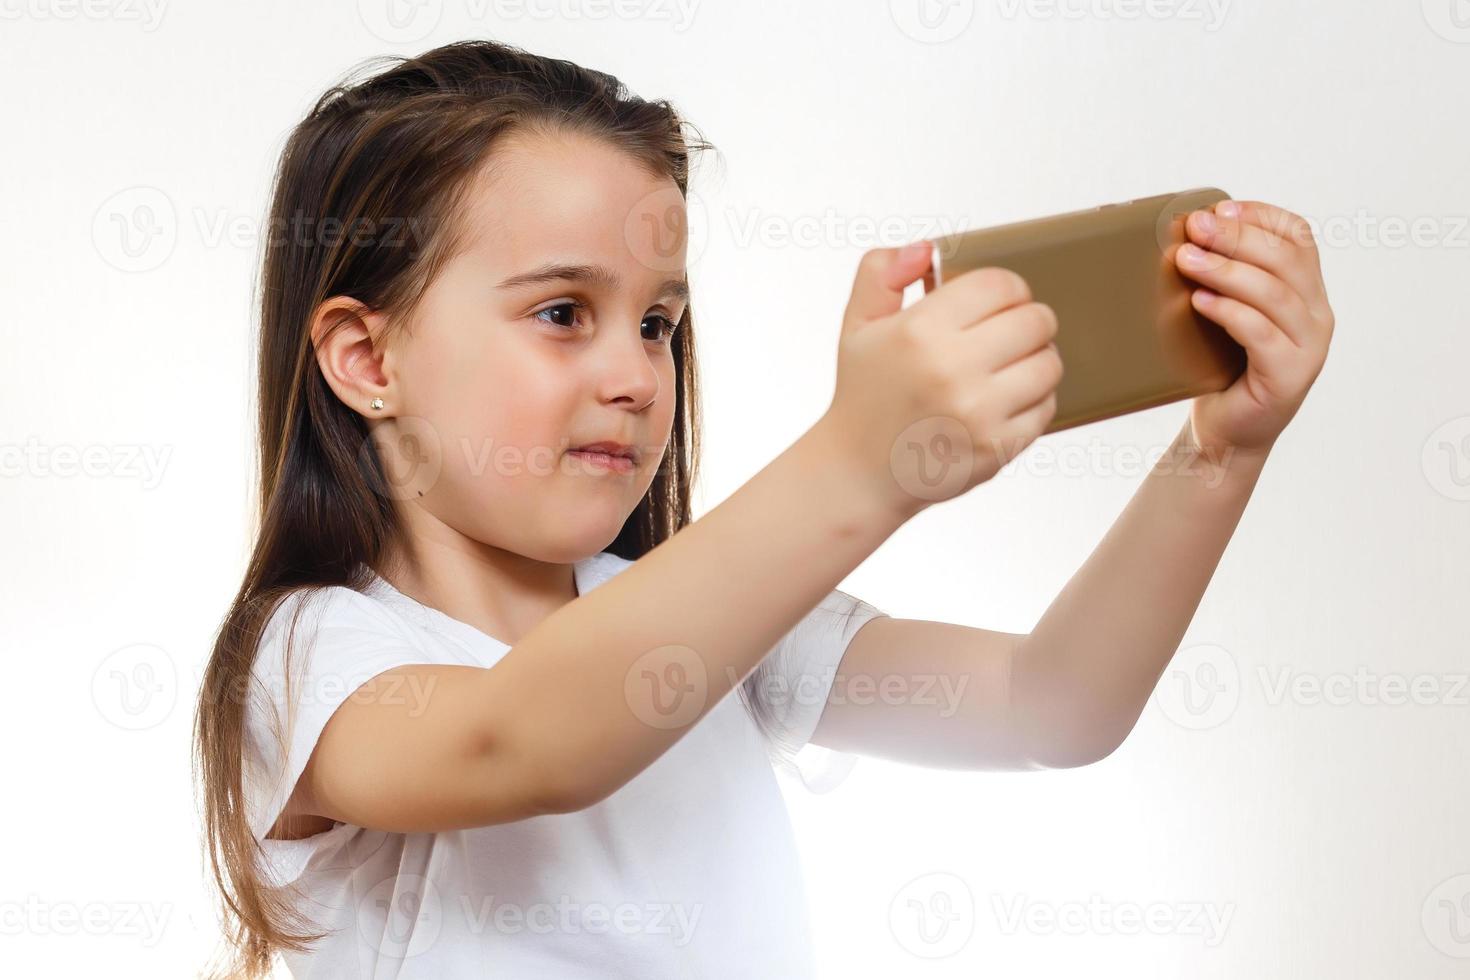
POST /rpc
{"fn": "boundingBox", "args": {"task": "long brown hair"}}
[191,38,713,979]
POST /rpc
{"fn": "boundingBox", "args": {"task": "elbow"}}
[1026,736,1124,770]
[1017,718,1133,770]
[537,767,615,815]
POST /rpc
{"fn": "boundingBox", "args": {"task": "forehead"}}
[457,128,687,279]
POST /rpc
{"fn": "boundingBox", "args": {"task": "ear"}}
[310,296,396,417]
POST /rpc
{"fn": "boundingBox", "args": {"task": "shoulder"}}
[259,581,399,641]
[246,582,432,730]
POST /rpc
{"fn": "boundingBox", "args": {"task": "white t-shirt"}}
[243,549,887,979]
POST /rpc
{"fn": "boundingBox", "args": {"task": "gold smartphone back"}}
[927,188,1247,435]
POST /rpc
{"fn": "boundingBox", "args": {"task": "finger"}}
[1008,386,1058,429]
[1000,387,1059,452]
[1220,200,1319,257]
[843,242,934,334]
[983,341,1065,419]
[1186,207,1330,320]
[1190,288,1299,397]
[1175,243,1314,348]
[961,300,1057,372]
[896,265,1033,334]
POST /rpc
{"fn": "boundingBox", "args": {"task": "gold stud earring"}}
[369,397,384,411]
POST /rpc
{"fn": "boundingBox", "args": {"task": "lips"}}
[569,441,639,465]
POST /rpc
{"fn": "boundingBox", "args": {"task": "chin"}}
[527,517,633,565]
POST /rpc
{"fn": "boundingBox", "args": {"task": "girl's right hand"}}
[815,241,1064,522]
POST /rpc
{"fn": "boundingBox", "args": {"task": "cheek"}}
[412,337,577,486]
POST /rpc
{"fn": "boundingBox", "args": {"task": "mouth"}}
[567,440,639,474]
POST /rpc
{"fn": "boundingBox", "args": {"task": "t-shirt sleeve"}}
[740,588,888,784]
[241,584,460,888]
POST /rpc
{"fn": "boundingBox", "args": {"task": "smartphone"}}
[927,187,1247,435]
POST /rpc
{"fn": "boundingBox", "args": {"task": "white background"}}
[2,0,1466,976]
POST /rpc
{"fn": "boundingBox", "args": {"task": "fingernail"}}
[1196,210,1216,235]
[900,240,931,261]
[1217,200,1239,219]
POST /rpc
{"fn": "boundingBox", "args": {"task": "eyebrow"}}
[497,262,689,304]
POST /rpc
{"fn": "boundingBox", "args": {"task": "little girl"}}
[192,38,1334,980]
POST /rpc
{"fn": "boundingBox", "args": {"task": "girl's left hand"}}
[1174,199,1336,463]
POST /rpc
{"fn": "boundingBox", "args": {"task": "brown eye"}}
[534,301,585,329]
[641,314,677,343]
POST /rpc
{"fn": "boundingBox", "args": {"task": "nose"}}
[594,320,661,411]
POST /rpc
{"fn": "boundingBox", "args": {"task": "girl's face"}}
[360,128,688,564]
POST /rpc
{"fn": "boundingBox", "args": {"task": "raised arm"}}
[810,198,1334,771]
[289,243,1064,833]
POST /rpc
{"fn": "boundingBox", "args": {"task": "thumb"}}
[841,240,934,334]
